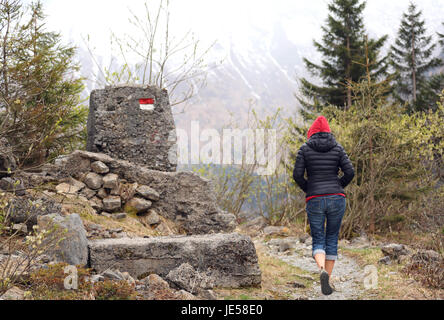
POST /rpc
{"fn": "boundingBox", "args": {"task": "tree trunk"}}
[346,36,352,109]
[412,31,417,102]
[2,10,11,105]
[369,135,375,234]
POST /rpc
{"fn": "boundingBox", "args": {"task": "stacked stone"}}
[55,159,161,226]
[53,150,236,235]
[1,86,261,293]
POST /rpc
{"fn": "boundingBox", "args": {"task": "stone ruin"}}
[1,85,262,292]
[87,85,177,172]
[55,150,237,235]
[89,233,261,288]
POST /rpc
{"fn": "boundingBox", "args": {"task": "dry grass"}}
[25,263,137,300]
[341,247,444,300]
[214,242,314,300]
[404,254,444,290]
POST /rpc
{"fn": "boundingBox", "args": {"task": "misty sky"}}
[40,0,444,59]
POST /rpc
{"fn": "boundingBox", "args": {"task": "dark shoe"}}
[320,270,333,295]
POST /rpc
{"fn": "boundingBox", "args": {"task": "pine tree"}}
[0,0,87,167]
[438,22,444,47]
[390,3,443,112]
[297,0,388,114]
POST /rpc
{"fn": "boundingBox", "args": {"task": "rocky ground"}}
[215,223,443,300]
[262,237,366,300]
[0,151,442,300]
[2,220,443,300]
[2,83,443,301]
[0,150,245,301]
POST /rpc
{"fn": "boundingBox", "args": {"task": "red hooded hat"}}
[307,116,331,139]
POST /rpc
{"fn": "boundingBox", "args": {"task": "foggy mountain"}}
[173,22,309,131]
[72,1,444,132]
[76,21,308,132]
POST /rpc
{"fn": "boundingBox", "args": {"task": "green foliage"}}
[0,0,87,168]
[197,84,444,236]
[382,214,406,224]
[438,22,444,47]
[298,0,389,113]
[390,2,444,112]
[0,193,9,233]
[321,86,442,236]
[291,36,444,237]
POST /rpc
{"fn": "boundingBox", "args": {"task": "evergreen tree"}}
[298,0,388,114]
[0,0,86,167]
[438,22,444,47]
[390,2,443,112]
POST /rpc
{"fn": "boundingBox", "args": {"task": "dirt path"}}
[262,237,367,300]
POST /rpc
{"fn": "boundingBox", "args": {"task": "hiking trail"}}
[259,237,373,300]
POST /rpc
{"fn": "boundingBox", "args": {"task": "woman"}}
[293,116,355,295]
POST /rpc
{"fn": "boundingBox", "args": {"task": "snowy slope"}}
[68,0,444,132]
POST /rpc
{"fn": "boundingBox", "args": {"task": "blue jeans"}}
[306,195,346,261]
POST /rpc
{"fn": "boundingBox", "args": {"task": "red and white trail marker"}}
[139,98,155,111]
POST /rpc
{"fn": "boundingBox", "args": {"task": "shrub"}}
[0,1,87,168]
[324,86,444,237]
[27,263,137,300]
[195,108,305,226]
[0,193,63,296]
[404,254,444,289]
[286,79,444,237]
[27,263,93,300]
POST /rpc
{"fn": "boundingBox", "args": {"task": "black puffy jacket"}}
[293,132,355,198]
